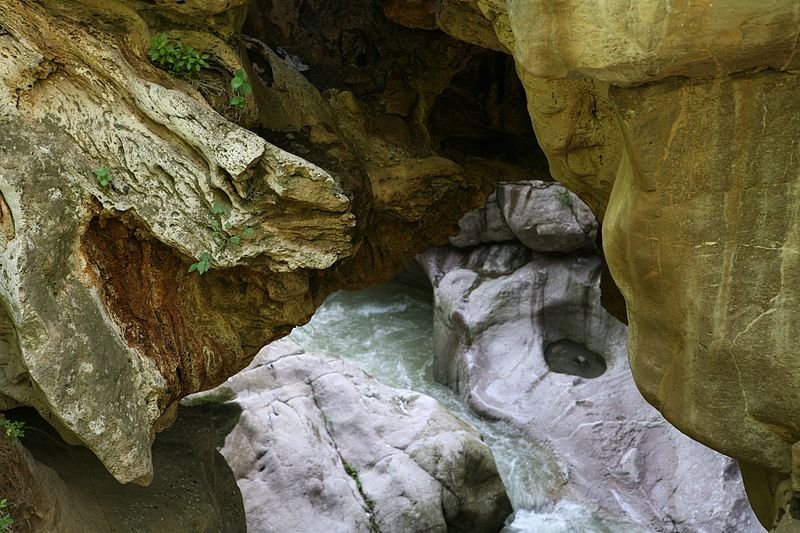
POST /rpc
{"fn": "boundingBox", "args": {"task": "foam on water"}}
[503,503,643,533]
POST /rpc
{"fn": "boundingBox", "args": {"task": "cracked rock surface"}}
[186,338,512,533]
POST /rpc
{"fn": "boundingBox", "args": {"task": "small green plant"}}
[149,33,209,75]
[343,462,378,532]
[209,203,254,249]
[0,418,25,441]
[229,69,252,109]
[188,251,212,275]
[557,187,572,207]
[343,462,361,490]
[0,499,13,532]
[187,205,254,276]
[94,166,112,187]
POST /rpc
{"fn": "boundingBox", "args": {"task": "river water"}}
[290,281,643,532]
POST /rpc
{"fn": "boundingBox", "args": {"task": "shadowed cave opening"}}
[243,0,550,188]
[428,51,550,179]
[0,404,245,531]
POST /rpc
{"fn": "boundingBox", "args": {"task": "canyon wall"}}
[384,0,800,528]
[1,0,798,529]
[0,0,536,488]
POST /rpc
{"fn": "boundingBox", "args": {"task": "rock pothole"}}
[544,339,607,378]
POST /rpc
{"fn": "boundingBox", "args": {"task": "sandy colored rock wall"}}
[603,71,800,515]
[380,0,800,527]
[0,0,539,488]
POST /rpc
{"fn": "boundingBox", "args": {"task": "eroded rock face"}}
[449,181,596,252]
[604,71,800,526]
[0,419,80,533]
[187,338,512,533]
[0,0,543,485]
[430,0,800,84]
[385,1,800,527]
[419,187,761,532]
[497,181,596,252]
[0,0,358,484]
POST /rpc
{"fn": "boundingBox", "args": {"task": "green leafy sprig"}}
[149,33,209,75]
[229,69,252,109]
[188,204,254,276]
[94,166,112,187]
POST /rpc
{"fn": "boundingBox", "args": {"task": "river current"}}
[290,281,643,532]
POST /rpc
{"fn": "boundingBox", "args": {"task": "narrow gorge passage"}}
[280,177,760,532]
[1,1,796,531]
[289,280,642,532]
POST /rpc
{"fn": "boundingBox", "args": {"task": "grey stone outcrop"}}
[187,339,512,533]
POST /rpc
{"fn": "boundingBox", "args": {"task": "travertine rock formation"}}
[187,339,512,533]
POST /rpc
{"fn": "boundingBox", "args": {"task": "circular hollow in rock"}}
[544,339,607,378]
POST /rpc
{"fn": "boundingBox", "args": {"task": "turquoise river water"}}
[290,282,642,532]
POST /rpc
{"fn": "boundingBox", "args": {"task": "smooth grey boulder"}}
[449,191,516,247]
[497,181,597,253]
[419,244,761,533]
[187,339,511,533]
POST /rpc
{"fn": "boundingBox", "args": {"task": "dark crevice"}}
[544,339,607,379]
[2,404,245,531]
[429,51,549,178]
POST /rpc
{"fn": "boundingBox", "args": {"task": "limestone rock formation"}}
[380,1,800,527]
[0,0,542,486]
[449,191,515,247]
[0,0,352,485]
[450,181,596,252]
[603,71,800,529]
[418,185,761,531]
[0,417,81,533]
[186,338,512,533]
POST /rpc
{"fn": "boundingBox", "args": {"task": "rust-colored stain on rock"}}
[80,214,315,403]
